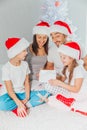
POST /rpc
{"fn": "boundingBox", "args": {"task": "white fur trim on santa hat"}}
[7,38,29,59]
[58,44,80,60]
[33,26,49,35]
[79,45,87,58]
[50,25,71,36]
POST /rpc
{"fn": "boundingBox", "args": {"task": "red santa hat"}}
[33,21,50,35]
[5,37,29,59]
[50,20,72,36]
[58,42,81,60]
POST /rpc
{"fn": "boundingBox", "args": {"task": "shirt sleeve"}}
[74,66,85,79]
[26,62,31,75]
[2,66,11,81]
[47,47,54,63]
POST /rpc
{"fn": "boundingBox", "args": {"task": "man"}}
[46,20,72,74]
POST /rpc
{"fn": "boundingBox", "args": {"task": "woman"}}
[26,21,50,81]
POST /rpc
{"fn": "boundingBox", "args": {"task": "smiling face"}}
[59,53,74,67]
[36,34,48,49]
[16,49,28,60]
[50,32,67,47]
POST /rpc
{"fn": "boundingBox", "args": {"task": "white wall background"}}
[0,0,87,63]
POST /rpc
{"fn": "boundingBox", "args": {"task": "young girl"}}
[0,37,50,117]
[25,21,49,81]
[43,42,87,115]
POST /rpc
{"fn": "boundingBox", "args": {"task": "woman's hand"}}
[17,107,27,117]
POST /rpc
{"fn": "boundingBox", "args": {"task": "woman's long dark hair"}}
[32,35,49,55]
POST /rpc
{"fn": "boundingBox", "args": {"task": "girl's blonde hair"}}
[62,59,78,84]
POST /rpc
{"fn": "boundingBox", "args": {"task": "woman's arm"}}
[49,78,83,93]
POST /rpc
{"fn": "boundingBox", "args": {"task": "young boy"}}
[0,37,50,117]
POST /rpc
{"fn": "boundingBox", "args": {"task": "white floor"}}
[0,104,87,130]
[0,65,87,130]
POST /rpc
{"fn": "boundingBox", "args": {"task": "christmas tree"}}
[40,0,79,42]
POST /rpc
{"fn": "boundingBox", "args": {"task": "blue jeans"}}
[0,90,50,111]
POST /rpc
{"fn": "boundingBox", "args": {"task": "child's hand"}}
[49,79,60,86]
[17,101,27,117]
[22,98,29,105]
[17,107,27,117]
